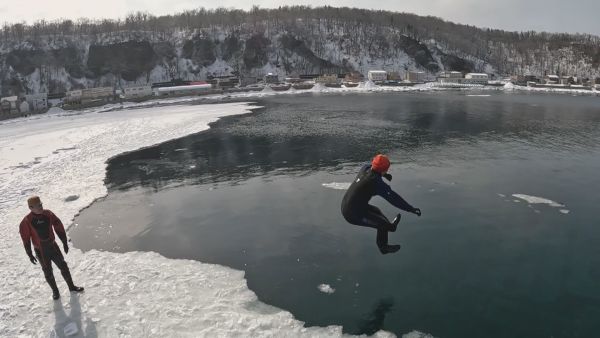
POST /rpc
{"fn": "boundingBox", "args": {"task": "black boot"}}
[390,213,402,232]
[61,268,85,293]
[70,286,84,292]
[379,244,401,255]
[45,274,60,300]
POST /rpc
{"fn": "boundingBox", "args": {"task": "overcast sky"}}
[1,0,599,36]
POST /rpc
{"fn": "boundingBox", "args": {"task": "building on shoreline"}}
[406,71,425,83]
[368,70,387,83]
[0,96,19,118]
[438,71,464,84]
[65,90,83,105]
[465,73,489,85]
[64,87,115,108]
[544,75,560,84]
[155,83,216,97]
[264,73,279,84]
[122,86,153,100]
[315,74,340,86]
[25,93,48,112]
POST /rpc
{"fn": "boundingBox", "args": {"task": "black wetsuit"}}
[341,164,416,251]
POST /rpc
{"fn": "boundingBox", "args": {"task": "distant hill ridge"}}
[1,6,599,95]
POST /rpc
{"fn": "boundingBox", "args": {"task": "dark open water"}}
[72,91,600,337]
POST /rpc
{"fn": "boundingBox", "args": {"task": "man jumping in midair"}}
[341,155,421,254]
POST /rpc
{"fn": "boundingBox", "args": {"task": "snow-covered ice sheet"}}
[0,102,413,337]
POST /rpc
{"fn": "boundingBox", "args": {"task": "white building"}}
[264,73,279,84]
[156,84,213,97]
[25,93,48,112]
[1,96,19,113]
[19,101,29,113]
[65,90,83,104]
[81,87,114,102]
[368,70,388,82]
[406,71,425,83]
[438,71,463,79]
[123,85,152,100]
[438,71,465,84]
[544,75,560,84]
[465,73,489,85]
[315,74,339,85]
[559,76,573,85]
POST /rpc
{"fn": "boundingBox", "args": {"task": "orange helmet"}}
[371,154,390,173]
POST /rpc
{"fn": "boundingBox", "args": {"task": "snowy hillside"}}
[1,6,599,96]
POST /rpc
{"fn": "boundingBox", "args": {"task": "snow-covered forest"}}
[1,6,599,95]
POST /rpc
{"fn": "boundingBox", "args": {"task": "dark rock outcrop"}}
[87,41,157,80]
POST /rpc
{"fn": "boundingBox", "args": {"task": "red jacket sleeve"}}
[19,217,33,256]
[48,210,68,243]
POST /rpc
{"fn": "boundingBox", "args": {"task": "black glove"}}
[63,242,69,254]
[383,173,392,181]
[29,255,37,265]
[412,208,421,216]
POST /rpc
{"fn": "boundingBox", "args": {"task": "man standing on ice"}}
[341,154,421,254]
[19,196,84,300]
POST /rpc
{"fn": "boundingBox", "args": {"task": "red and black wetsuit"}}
[19,210,77,295]
[342,164,417,252]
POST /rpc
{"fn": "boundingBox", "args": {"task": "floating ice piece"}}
[322,182,351,190]
[559,209,570,214]
[318,284,335,294]
[512,194,565,207]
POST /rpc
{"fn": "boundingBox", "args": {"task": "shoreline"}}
[2,82,598,125]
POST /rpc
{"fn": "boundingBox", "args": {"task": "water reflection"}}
[357,298,395,335]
